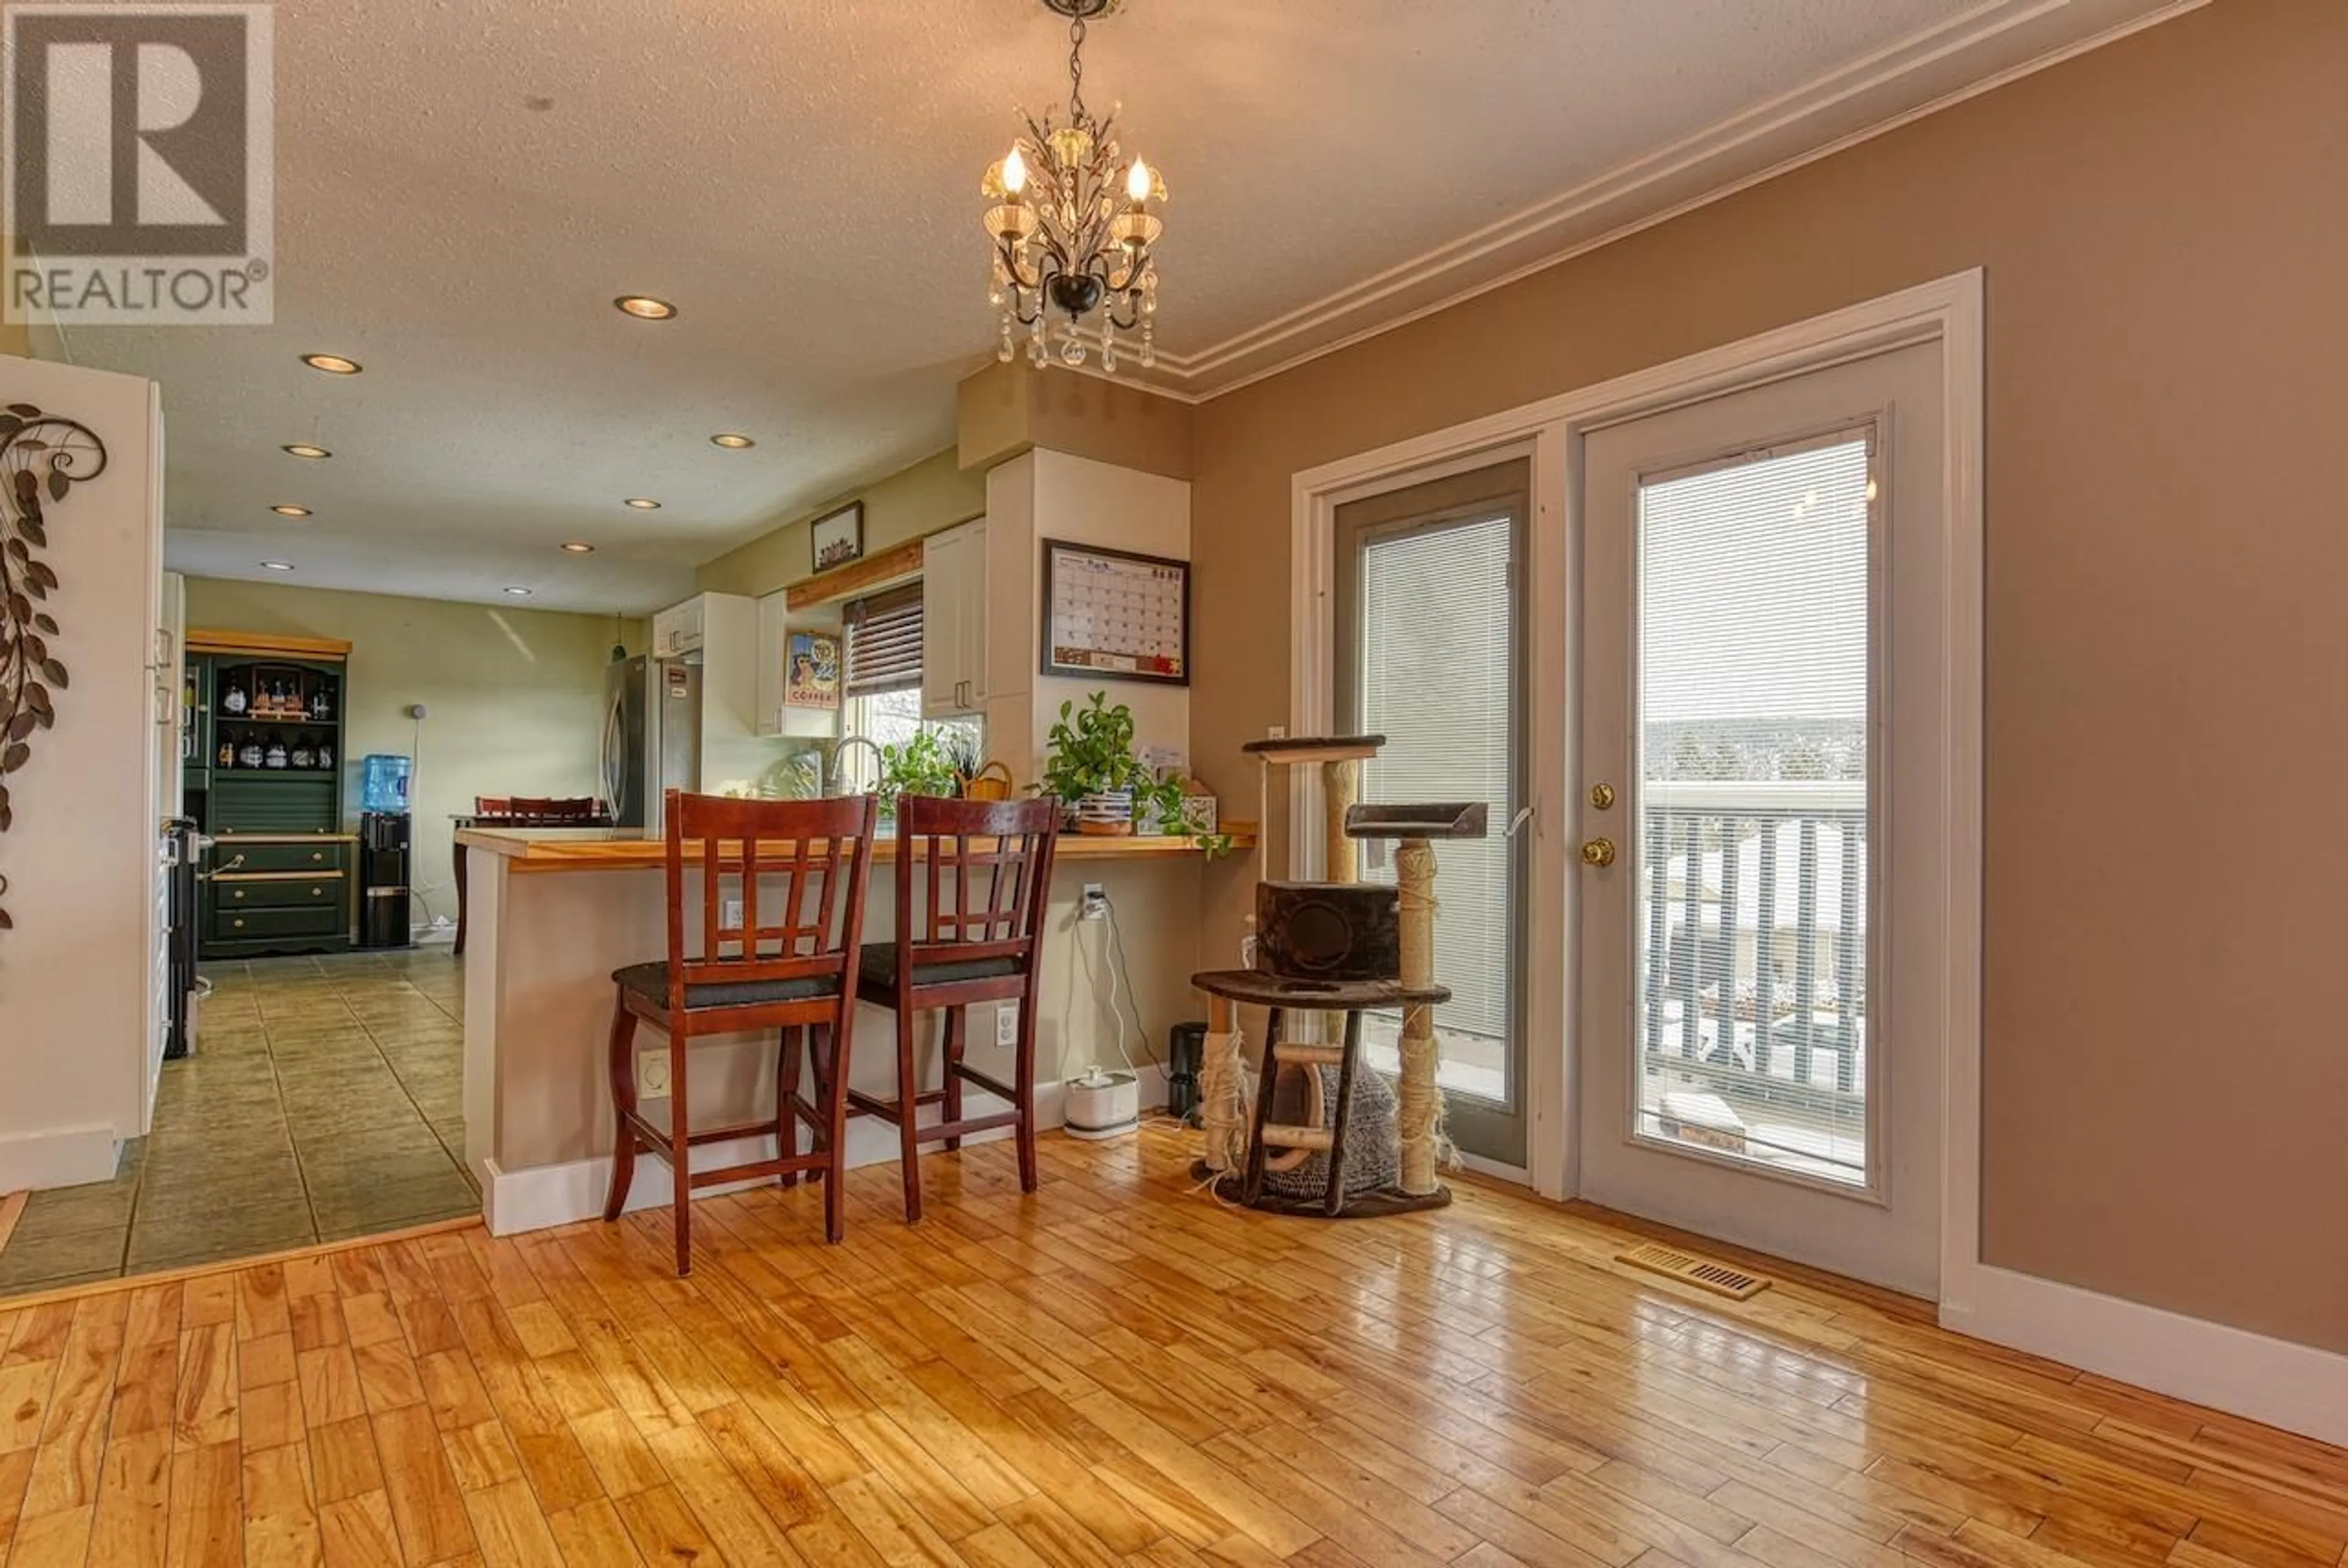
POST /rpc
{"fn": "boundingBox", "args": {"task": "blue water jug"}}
[361,753,413,813]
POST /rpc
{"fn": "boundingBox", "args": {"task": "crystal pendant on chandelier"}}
[980,0,1165,377]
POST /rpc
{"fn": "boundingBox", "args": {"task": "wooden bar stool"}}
[848,795,1060,1221]
[602,789,879,1273]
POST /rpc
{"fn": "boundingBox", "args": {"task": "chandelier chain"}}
[1067,17,1087,123]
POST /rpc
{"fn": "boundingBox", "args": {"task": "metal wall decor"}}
[0,403,111,936]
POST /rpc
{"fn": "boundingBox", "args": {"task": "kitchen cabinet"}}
[651,595,708,655]
[921,518,988,718]
[755,591,838,738]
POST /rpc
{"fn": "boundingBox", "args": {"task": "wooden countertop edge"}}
[458,826,1255,872]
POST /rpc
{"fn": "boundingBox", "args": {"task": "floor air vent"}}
[1617,1241,1772,1300]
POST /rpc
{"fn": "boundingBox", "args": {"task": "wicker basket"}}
[961,760,1016,801]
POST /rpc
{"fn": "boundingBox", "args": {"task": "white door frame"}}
[1287,270,1983,1309]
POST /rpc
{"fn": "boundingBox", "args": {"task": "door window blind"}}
[1634,430,1874,1184]
[842,584,922,693]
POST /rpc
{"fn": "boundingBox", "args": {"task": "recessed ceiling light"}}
[709,433,755,449]
[622,497,662,510]
[613,296,676,321]
[270,504,312,517]
[559,542,595,554]
[259,561,295,572]
[503,586,534,597]
[301,353,362,375]
[281,443,331,460]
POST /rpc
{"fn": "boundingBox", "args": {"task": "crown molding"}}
[1120,0,2201,403]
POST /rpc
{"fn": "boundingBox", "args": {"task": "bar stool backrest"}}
[892,795,1060,980]
[663,790,880,1017]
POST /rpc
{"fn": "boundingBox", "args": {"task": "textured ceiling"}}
[45,0,2182,612]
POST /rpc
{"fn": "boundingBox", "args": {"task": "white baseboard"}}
[0,1123,124,1193]
[1942,1264,2348,1448]
[484,1066,1166,1237]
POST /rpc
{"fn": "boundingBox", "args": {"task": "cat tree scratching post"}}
[1345,802,1490,1197]
[1193,735,1387,1182]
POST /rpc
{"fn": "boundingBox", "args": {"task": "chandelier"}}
[981,0,1165,374]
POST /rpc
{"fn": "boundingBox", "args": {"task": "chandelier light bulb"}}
[1002,145,1030,195]
[1126,156,1151,203]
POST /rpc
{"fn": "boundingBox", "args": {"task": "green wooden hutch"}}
[183,630,356,958]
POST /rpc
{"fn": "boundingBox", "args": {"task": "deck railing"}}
[1639,780,1868,1123]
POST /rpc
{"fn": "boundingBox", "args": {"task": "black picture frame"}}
[810,501,865,575]
[1039,538,1192,686]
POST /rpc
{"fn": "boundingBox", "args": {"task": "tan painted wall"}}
[183,579,644,921]
[695,447,985,600]
[959,360,1195,479]
[1187,0,2348,1351]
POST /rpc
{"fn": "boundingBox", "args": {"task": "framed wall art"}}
[810,501,864,574]
[1040,538,1190,686]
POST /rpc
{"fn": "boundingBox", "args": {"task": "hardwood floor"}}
[0,1127,2339,1567]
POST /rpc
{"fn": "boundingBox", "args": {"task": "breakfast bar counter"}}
[456,822,1249,1234]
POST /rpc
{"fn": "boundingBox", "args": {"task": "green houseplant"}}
[1040,692,1231,855]
[876,731,960,811]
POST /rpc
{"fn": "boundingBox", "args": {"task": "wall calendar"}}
[1040,539,1191,686]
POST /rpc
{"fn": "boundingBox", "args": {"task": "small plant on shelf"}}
[1040,691,1230,855]
[876,731,961,809]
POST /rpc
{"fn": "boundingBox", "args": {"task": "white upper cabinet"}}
[921,519,989,718]
[651,595,707,655]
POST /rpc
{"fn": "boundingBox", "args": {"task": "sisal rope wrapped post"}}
[1395,837,1442,1194]
[1198,994,1246,1172]
[1321,759,1359,884]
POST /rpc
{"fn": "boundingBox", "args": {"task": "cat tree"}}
[1193,734,1486,1213]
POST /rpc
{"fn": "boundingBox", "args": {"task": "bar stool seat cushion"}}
[613,960,838,1012]
[855,943,1021,995]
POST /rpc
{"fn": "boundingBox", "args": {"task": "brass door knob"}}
[1589,782,1617,810]
[1581,837,1617,868]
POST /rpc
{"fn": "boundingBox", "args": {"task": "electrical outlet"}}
[996,1004,1019,1048]
[639,1051,671,1097]
[1079,883,1107,921]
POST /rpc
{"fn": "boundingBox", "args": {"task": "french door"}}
[1576,344,1947,1294]
[1336,459,1529,1169]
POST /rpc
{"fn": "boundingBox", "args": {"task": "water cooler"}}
[358,811,413,949]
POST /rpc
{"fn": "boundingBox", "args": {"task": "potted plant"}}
[876,731,961,815]
[1041,692,1151,834]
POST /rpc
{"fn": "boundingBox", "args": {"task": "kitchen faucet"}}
[826,735,887,797]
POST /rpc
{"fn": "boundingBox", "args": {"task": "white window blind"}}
[1634,430,1874,1184]
[842,584,922,694]
[1356,514,1515,1080]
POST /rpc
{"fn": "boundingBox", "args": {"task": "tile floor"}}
[0,948,479,1295]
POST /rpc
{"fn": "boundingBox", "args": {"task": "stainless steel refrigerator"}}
[601,654,701,834]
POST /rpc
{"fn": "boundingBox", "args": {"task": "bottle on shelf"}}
[288,681,309,720]
[238,733,264,769]
[311,685,332,721]
[316,739,334,771]
[290,736,316,770]
[218,732,236,770]
[264,738,289,770]
[223,680,248,716]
